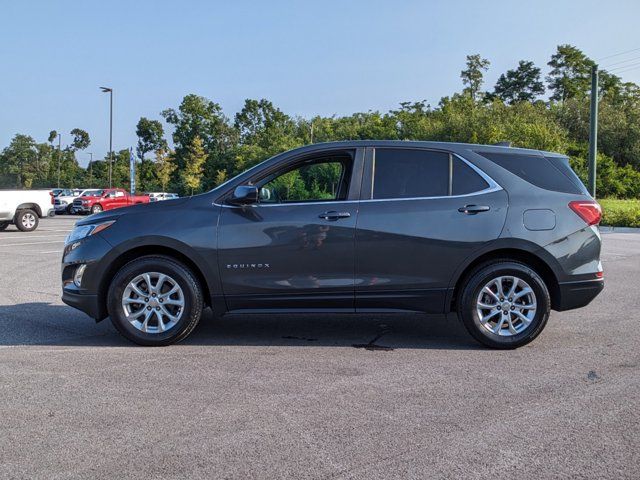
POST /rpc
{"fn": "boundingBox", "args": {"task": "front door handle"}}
[458,205,490,215]
[319,211,351,220]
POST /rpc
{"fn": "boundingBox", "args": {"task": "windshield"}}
[82,190,103,197]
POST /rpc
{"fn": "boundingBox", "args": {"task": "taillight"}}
[569,200,602,226]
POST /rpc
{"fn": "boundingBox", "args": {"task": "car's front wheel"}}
[91,204,103,214]
[15,209,39,232]
[107,256,204,346]
[457,260,550,349]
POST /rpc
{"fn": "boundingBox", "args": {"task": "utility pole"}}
[100,87,114,188]
[588,65,599,198]
[57,133,62,188]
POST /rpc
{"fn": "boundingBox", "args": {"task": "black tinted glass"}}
[452,158,489,195]
[373,149,449,199]
[478,152,582,194]
[545,156,590,195]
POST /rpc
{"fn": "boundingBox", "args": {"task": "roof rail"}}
[493,141,512,147]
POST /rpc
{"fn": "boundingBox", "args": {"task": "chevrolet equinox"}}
[61,141,604,348]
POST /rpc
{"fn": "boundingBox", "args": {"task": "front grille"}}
[73,199,82,206]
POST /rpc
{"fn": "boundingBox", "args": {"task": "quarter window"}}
[452,158,489,195]
[477,151,583,194]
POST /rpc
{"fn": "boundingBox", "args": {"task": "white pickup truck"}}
[0,190,55,232]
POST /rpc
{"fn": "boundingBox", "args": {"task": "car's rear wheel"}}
[91,204,103,214]
[107,256,204,346]
[15,209,39,232]
[457,260,550,349]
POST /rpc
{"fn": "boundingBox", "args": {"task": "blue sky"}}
[1,0,639,165]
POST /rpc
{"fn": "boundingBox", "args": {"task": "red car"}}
[72,188,150,214]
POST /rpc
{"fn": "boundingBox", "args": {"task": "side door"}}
[355,147,508,313]
[106,189,127,210]
[217,148,364,311]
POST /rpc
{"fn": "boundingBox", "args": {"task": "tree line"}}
[2,44,639,198]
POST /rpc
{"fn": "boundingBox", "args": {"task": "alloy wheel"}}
[476,275,537,337]
[121,272,185,334]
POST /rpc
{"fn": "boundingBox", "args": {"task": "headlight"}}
[66,220,115,244]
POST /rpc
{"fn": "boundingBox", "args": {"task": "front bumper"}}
[61,233,113,321]
[73,204,91,213]
[62,290,103,319]
[556,278,604,311]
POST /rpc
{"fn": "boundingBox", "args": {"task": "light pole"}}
[57,133,62,188]
[86,152,94,186]
[100,87,113,188]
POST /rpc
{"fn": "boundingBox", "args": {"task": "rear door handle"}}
[319,211,351,220]
[458,205,490,215]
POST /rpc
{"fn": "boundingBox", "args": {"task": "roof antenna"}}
[493,141,512,147]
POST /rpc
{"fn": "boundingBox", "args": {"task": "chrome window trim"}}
[214,152,502,208]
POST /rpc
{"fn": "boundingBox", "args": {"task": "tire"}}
[66,204,74,214]
[0,221,9,231]
[107,255,204,346]
[457,260,551,349]
[91,204,103,214]
[15,209,39,232]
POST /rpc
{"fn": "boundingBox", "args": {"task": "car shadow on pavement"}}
[0,303,482,350]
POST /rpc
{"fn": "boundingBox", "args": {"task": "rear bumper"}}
[556,278,604,311]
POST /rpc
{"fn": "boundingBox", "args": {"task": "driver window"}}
[258,156,351,204]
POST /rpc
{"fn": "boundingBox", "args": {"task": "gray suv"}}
[61,141,603,348]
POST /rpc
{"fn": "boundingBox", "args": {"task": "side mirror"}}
[228,185,259,205]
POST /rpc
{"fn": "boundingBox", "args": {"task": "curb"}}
[599,226,640,233]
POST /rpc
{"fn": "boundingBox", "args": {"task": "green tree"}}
[69,128,90,151]
[546,44,594,102]
[181,136,206,195]
[0,134,38,187]
[136,117,166,160]
[493,60,545,104]
[460,54,490,102]
[155,148,177,191]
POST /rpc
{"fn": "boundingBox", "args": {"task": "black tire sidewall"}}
[15,210,39,232]
[108,257,203,346]
[459,262,550,349]
[0,222,8,231]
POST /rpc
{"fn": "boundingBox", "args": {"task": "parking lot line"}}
[0,240,67,247]
[0,234,68,240]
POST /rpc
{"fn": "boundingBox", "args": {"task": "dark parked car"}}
[61,141,603,348]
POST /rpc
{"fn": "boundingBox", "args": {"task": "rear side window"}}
[373,149,449,199]
[545,156,590,195]
[477,151,582,194]
[452,158,489,195]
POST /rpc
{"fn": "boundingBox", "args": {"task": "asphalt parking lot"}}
[0,216,638,479]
